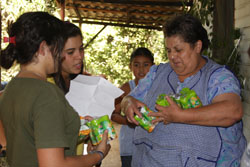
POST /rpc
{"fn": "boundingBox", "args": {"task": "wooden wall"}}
[235,0,250,142]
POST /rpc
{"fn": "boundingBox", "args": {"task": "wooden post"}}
[212,0,234,64]
[59,0,65,21]
[0,1,2,90]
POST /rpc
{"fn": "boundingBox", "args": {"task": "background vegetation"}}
[1,0,239,87]
[0,0,59,83]
[0,0,166,87]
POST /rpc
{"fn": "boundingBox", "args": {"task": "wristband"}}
[90,150,104,165]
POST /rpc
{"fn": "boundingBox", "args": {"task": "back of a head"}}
[130,47,154,64]
[0,12,65,69]
[64,22,82,39]
[164,14,209,52]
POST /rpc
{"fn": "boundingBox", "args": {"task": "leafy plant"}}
[83,26,166,86]
[1,0,57,82]
[1,1,166,86]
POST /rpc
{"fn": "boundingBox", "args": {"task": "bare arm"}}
[111,83,134,126]
[37,130,111,167]
[150,93,243,127]
[0,120,6,148]
[38,148,101,167]
[111,103,129,125]
[0,91,6,150]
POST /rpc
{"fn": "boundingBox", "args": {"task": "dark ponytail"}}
[0,44,18,69]
[0,12,65,71]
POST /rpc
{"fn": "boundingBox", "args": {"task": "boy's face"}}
[130,55,153,81]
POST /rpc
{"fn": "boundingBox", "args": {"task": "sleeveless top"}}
[119,80,136,156]
[130,58,246,166]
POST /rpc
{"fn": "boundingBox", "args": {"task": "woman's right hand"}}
[121,96,145,125]
[96,130,111,158]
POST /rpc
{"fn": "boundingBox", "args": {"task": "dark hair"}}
[0,12,65,70]
[164,14,210,52]
[130,47,154,64]
[64,21,83,39]
[54,22,83,94]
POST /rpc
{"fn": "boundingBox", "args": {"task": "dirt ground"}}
[101,122,122,167]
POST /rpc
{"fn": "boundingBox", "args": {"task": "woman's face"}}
[130,55,153,81]
[62,35,84,76]
[166,35,204,82]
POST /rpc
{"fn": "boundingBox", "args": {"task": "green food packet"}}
[134,106,156,133]
[99,115,117,140]
[134,115,154,132]
[180,88,202,109]
[87,115,117,145]
[186,90,202,108]
[86,121,97,145]
[156,93,169,107]
[156,93,181,107]
[90,119,102,145]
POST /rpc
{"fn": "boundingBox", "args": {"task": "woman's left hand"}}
[148,96,182,125]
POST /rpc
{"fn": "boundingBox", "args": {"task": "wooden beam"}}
[72,0,82,24]
[68,14,168,25]
[72,20,162,30]
[59,0,65,20]
[66,5,179,17]
[67,0,193,7]
[62,0,191,30]
[69,1,183,13]
[84,25,107,49]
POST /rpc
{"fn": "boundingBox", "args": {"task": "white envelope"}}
[65,75,124,118]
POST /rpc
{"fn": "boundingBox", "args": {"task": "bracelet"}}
[90,150,104,165]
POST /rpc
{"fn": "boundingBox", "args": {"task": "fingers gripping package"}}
[156,87,202,109]
[134,106,157,133]
[78,116,91,141]
[135,88,202,133]
[85,115,117,145]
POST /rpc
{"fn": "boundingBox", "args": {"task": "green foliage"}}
[83,25,166,86]
[187,0,214,26]
[186,0,214,57]
[1,0,57,81]
[1,1,166,86]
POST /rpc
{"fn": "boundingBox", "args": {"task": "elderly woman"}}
[121,14,246,166]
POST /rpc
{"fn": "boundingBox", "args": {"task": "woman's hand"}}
[149,96,183,125]
[121,96,145,125]
[149,93,243,127]
[95,130,111,158]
